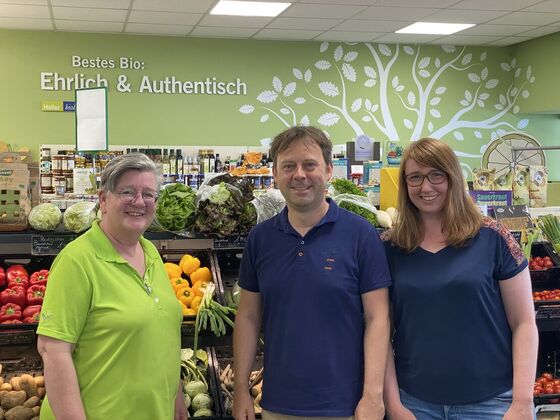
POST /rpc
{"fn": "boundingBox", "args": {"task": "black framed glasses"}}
[404,171,448,187]
[115,189,159,207]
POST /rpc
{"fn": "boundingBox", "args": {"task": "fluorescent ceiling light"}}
[210,1,291,17]
[396,22,475,35]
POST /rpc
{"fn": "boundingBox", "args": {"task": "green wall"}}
[1,29,559,180]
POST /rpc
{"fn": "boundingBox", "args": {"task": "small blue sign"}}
[63,101,76,112]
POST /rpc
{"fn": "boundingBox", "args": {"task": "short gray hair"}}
[99,153,159,193]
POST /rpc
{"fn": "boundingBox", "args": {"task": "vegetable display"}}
[0,367,45,418]
[330,178,366,196]
[28,203,62,231]
[63,201,97,233]
[180,348,214,417]
[539,215,560,254]
[155,183,197,231]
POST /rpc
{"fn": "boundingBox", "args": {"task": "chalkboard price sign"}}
[31,234,76,255]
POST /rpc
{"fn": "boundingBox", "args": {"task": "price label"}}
[0,329,35,346]
[213,235,247,249]
[31,234,76,256]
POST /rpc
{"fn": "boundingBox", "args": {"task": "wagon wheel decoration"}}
[481,132,546,178]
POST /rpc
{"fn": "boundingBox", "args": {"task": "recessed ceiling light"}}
[210,1,291,17]
[396,22,475,35]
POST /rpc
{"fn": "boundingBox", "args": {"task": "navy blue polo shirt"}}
[383,219,528,405]
[239,199,391,416]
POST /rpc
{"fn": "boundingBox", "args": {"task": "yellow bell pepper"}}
[190,266,212,285]
[179,301,190,317]
[192,280,211,298]
[183,308,197,316]
[164,262,182,280]
[190,296,202,312]
[170,277,190,292]
[179,254,201,276]
[176,286,194,307]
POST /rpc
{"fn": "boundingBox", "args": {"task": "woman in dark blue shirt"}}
[382,138,537,420]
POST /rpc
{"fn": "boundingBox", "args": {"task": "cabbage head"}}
[185,380,207,399]
[192,393,213,411]
[29,203,62,231]
[63,201,97,233]
[193,408,213,417]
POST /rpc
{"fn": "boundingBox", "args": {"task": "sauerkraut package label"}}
[529,165,548,208]
[0,153,31,230]
[513,165,530,205]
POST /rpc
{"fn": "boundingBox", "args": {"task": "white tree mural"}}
[239,42,535,167]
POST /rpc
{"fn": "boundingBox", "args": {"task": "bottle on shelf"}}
[215,153,223,173]
[176,149,184,182]
[169,148,177,183]
[208,149,215,174]
[162,149,171,183]
[224,156,230,172]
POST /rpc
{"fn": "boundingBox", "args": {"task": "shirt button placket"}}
[298,240,304,257]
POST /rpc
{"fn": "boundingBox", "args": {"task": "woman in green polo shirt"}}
[37,153,187,420]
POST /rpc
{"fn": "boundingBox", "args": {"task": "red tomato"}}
[545,260,554,269]
[544,373,554,380]
[535,257,544,266]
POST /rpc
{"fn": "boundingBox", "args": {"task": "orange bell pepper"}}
[176,286,194,307]
[192,280,211,297]
[190,267,212,285]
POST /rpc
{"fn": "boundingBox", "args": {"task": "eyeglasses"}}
[404,171,448,187]
[115,189,158,207]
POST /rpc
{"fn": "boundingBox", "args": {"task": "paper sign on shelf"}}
[75,87,108,152]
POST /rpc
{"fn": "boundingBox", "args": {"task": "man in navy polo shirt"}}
[232,126,391,420]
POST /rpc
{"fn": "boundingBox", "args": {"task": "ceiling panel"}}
[524,0,560,13]
[460,24,537,36]
[430,34,505,45]
[315,30,381,42]
[132,0,214,14]
[450,0,542,11]
[190,26,259,38]
[0,16,51,29]
[51,0,131,8]
[55,20,124,32]
[333,19,409,32]
[374,33,443,43]
[254,28,324,40]
[488,12,560,26]
[355,6,439,21]
[52,7,128,22]
[125,23,192,36]
[423,9,510,23]
[282,4,367,19]
[128,11,201,26]
[198,15,274,28]
[267,17,341,30]
[0,4,49,18]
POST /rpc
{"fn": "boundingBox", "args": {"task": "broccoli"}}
[331,179,366,196]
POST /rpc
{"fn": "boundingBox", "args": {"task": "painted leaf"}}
[441,45,456,53]
[318,112,340,127]
[294,97,306,104]
[344,51,358,62]
[477,99,485,107]
[499,94,507,105]
[403,45,414,55]
[301,115,310,126]
[293,68,303,80]
[280,108,290,115]
[403,118,413,129]
[304,69,312,83]
[315,60,332,70]
[418,57,431,69]
[511,87,518,97]
[461,53,472,65]
[480,52,487,61]
[319,81,340,97]
[342,63,357,82]
[392,76,399,89]
[396,85,404,92]
[511,57,517,68]
[454,131,464,141]
[428,122,434,132]
[320,41,329,53]
[419,69,431,78]
[371,103,379,112]
[435,86,447,95]
[430,109,441,118]
[283,82,296,97]
[364,66,377,79]
[257,90,278,103]
[530,76,535,83]
[485,79,498,89]
[475,131,482,139]
[480,144,487,154]
[430,97,441,106]
[515,68,521,78]
[362,115,372,122]
[500,63,511,71]
[379,44,392,56]
[351,98,362,113]
[364,79,376,87]
[365,99,372,110]
[513,105,520,114]
[468,73,481,83]
[517,119,529,129]
[435,58,441,68]
[407,91,416,106]
[460,99,469,106]
[522,90,530,98]
[239,104,255,114]
[527,65,532,81]
[479,92,490,100]
[495,103,504,111]
[273,76,283,93]
[334,45,344,62]
[260,114,269,122]
[465,90,472,102]
[481,67,488,80]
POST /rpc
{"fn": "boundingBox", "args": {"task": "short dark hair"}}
[269,126,333,167]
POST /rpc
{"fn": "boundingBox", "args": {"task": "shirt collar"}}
[273,198,339,234]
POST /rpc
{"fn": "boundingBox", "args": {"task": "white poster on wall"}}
[75,87,108,152]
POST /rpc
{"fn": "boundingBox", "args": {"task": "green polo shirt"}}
[38,221,182,420]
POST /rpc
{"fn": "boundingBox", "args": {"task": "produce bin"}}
[213,249,242,292]
[214,346,264,419]
[531,242,560,291]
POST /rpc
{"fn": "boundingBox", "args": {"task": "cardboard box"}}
[0,152,31,231]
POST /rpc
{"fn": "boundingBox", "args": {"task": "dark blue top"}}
[239,199,391,416]
[383,219,528,405]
